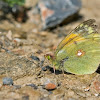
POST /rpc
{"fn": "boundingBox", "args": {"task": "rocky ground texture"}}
[0,0,100,100]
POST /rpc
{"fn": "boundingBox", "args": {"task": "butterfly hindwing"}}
[61,38,100,75]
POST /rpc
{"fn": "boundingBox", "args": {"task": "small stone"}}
[41,66,51,71]
[38,0,82,29]
[6,30,12,40]
[40,32,47,36]
[41,66,47,71]
[44,83,56,90]
[41,78,57,90]
[32,29,38,33]
[13,38,21,43]
[94,93,99,97]
[41,65,51,71]
[30,55,40,61]
[3,77,13,85]
[84,87,90,92]
[15,23,21,28]
[26,84,38,89]
[39,57,45,68]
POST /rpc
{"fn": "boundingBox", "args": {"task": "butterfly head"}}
[44,53,55,61]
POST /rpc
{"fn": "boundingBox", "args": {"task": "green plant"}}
[3,0,25,6]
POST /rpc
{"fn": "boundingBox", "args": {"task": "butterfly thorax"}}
[45,53,63,70]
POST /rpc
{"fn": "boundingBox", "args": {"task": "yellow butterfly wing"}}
[55,19,97,55]
[54,19,100,75]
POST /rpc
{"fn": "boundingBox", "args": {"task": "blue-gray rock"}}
[3,77,13,85]
[26,84,38,89]
[38,0,82,30]
[30,55,40,61]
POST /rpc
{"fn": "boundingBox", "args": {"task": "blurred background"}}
[0,0,100,57]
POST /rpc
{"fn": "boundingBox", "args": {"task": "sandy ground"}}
[0,0,100,100]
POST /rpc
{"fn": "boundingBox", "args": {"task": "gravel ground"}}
[0,0,100,100]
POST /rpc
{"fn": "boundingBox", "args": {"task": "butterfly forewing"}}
[55,19,98,55]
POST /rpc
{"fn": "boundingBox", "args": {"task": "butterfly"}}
[46,19,100,75]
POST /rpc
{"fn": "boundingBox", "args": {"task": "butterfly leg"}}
[60,57,68,77]
[62,66,65,77]
[53,65,56,74]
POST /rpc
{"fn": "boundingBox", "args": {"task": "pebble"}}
[41,78,57,90]
[13,38,21,43]
[26,84,38,89]
[41,66,47,71]
[40,32,47,36]
[44,83,56,90]
[84,87,90,92]
[41,66,51,71]
[32,29,38,33]
[94,93,99,97]
[3,77,13,85]
[30,55,40,61]
[6,30,12,40]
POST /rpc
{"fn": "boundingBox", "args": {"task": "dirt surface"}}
[0,0,100,100]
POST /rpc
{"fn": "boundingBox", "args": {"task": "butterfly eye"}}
[47,55,51,60]
[45,53,55,61]
[45,54,51,60]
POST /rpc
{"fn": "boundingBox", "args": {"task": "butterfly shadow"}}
[42,65,100,75]
[43,65,72,75]
[96,65,100,74]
